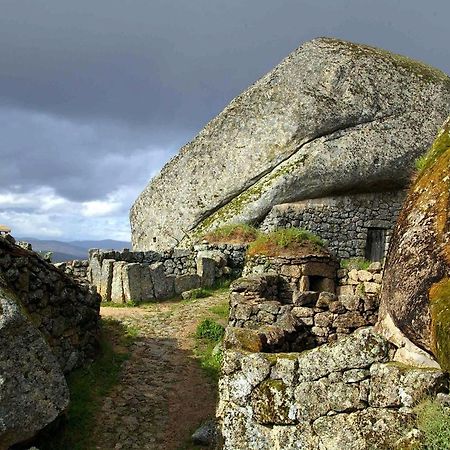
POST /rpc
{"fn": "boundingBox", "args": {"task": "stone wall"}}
[54,259,90,284]
[229,257,382,352]
[218,328,448,449]
[88,244,246,303]
[259,191,406,259]
[0,236,101,373]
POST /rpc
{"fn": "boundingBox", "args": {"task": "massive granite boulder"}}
[378,117,450,370]
[0,285,69,449]
[131,37,450,251]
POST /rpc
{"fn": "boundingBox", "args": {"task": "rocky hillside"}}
[131,37,450,251]
[379,116,450,369]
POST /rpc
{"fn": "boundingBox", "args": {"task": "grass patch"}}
[209,302,229,321]
[182,287,211,300]
[202,223,259,244]
[194,318,225,382]
[102,300,138,308]
[34,318,136,450]
[340,257,372,270]
[196,318,225,341]
[415,399,450,449]
[247,227,325,257]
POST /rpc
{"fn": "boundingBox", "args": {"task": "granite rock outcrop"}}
[131,37,450,251]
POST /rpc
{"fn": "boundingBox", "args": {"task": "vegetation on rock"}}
[247,227,325,257]
[201,223,259,244]
[415,399,450,449]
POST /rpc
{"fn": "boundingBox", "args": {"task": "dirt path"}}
[93,294,228,450]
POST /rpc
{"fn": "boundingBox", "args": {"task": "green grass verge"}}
[247,227,325,257]
[35,318,136,450]
[340,257,372,270]
[415,399,450,449]
[202,223,259,244]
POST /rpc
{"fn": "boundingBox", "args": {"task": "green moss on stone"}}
[430,278,450,372]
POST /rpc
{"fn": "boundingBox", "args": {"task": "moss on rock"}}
[430,278,450,371]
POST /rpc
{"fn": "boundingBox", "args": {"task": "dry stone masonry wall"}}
[260,191,406,259]
[54,259,90,284]
[230,256,382,352]
[88,244,247,303]
[218,328,448,449]
[0,236,101,373]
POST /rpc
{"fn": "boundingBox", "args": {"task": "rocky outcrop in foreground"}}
[131,37,450,250]
[0,287,69,449]
[378,117,450,369]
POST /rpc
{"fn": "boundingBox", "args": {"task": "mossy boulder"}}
[131,37,450,251]
[379,117,450,369]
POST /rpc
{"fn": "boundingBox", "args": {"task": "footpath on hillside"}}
[91,293,228,450]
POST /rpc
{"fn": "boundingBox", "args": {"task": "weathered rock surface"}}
[379,117,450,369]
[0,287,69,449]
[131,37,450,250]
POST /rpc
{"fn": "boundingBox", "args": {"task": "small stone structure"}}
[260,191,406,260]
[0,236,101,373]
[88,243,246,303]
[230,254,382,352]
[218,250,449,448]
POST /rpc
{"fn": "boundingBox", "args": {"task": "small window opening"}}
[365,228,386,262]
[309,276,325,292]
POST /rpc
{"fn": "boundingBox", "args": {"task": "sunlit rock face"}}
[131,37,450,251]
[379,117,450,370]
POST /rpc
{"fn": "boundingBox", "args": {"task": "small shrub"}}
[415,399,450,449]
[247,227,325,257]
[340,257,372,270]
[196,318,225,342]
[202,223,259,244]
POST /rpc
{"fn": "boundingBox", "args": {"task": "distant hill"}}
[17,238,131,262]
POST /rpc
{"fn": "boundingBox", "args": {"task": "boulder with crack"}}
[131,37,450,251]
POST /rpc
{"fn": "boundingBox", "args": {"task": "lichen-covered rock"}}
[296,327,390,381]
[131,37,450,251]
[379,117,450,368]
[0,288,69,449]
[312,408,414,450]
[369,362,447,408]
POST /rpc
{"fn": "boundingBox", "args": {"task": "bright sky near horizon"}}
[0,0,448,241]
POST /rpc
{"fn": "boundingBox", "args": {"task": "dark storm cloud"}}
[0,0,448,239]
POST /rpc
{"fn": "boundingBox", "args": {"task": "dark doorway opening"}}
[365,228,386,262]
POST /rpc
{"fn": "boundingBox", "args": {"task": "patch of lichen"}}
[193,152,309,237]
[430,278,450,372]
[252,378,290,424]
[320,37,450,85]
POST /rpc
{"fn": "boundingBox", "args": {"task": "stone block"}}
[252,379,296,425]
[197,256,216,288]
[357,270,373,282]
[363,281,381,294]
[292,291,318,306]
[316,291,337,308]
[224,327,266,352]
[339,294,361,311]
[174,274,201,294]
[333,311,367,329]
[122,263,142,302]
[369,363,447,408]
[314,311,334,327]
[302,262,336,279]
[337,285,354,296]
[99,258,114,302]
[111,261,126,303]
[150,262,175,299]
[140,264,154,300]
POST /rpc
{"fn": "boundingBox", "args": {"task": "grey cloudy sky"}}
[0,0,448,241]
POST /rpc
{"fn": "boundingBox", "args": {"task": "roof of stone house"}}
[0,225,11,233]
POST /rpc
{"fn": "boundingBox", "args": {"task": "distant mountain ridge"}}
[17,238,131,262]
